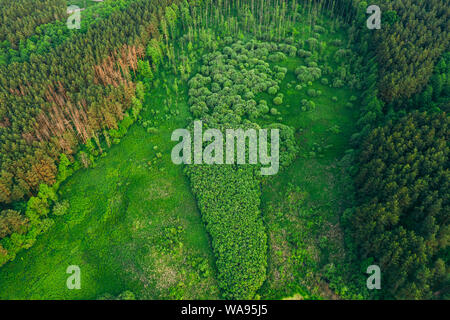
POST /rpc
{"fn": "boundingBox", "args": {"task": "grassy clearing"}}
[0,78,219,299]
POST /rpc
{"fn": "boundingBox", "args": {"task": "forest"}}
[0,0,448,301]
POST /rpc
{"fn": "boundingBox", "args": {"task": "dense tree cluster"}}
[187,163,268,299]
[0,181,58,266]
[374,0,449,103]
[0,0,134,65]
[347,112,449,299]
[0,0,65,48]
[400,52,450,113]
[188,40,285,122]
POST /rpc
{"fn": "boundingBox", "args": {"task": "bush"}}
[330,39,342,47]
[258,103,269,114]
[297,49,312,58]
[267,86,278,95]
[295,66,322,83]
[332,78,344,88]
[268,52,286,62]
[328,125,341,134]
[307,89,316,97]
[306,38,319,51]
[314,25,326,33]
[273,96,283,105]
[275,72,286,81]
[147,127,159,134]
[52,200,70,216]
[186,164,268,299]
[244,91,255,100]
